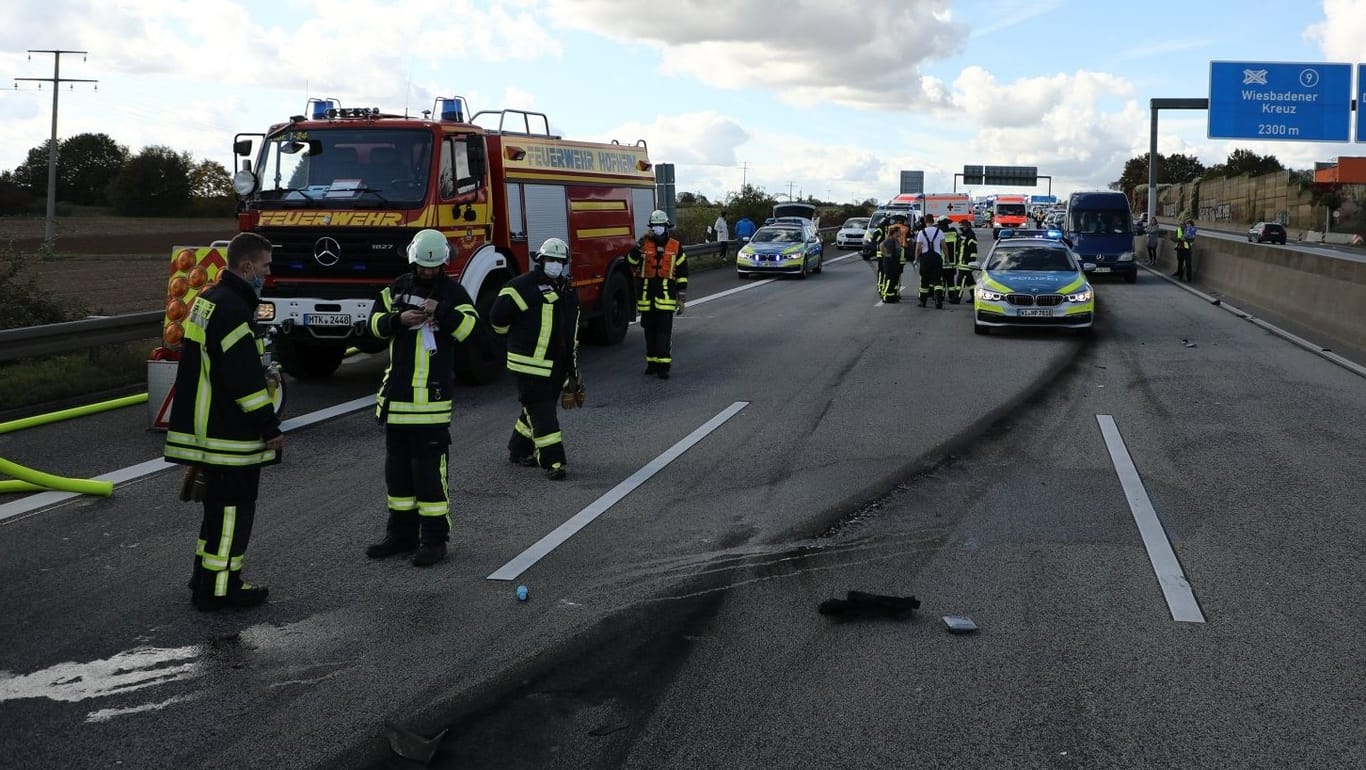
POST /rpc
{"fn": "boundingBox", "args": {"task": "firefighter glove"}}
[676,292,686,316]
[561,374,586,409]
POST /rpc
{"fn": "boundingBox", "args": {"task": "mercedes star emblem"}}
[314,236,341,267]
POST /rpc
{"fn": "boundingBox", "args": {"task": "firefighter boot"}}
[192,567,269,611]
[366,509,419,559]
[412,516,449,567]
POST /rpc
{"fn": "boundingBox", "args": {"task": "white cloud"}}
[1303,0,1366,62]
[546,0,967,109]
[600,110,750,167]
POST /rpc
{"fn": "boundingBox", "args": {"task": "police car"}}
[969,229,1095,335]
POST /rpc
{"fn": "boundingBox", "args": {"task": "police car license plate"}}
[1019,308,1053,318]
[1093,267,1112,273]
[304,313,351,326]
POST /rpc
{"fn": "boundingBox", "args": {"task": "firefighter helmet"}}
[536,237,570,262]
[407,229,450,267]
[938,217,952,228]
[648,209,671,227]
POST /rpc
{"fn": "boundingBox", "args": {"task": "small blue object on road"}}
[516,585,529,601]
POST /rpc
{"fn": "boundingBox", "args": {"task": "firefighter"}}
[947,219,978,304]
[165,231,284,611]
[876,213,910,303]
[627,210,689,379]
[915,214,947,309]
[863,216,886,262]
[490,237,582,481]
[936,216,961,304]
[365,229,482,567]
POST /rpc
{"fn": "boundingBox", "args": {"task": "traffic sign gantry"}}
[1208,60,1352,142]
[962,164,1037,186]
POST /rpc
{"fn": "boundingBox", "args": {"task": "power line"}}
[13,49,98,249]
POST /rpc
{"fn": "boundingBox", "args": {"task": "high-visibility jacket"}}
[489,269,580,380]
[940,229,959,269]
[956,231,978,268]
[164,271,281,468]
[880,223,909,263]
[368,272,479,426]
[627,237,689,312]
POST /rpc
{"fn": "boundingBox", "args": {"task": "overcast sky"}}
[2,0,1365,204]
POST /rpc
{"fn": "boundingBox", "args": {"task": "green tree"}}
[57,133,130,206]
[12,140,55,197]
[189,159,232,199]
[1206,149,1284,178]
[723,183,777,228]
[677,191,698,206]
[0,170,37,215]
[107,145,193,216]
[1165,153,1205,183]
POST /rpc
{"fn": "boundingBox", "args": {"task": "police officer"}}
[165,231,284,611]
[915,214,947,309]
[877,213,909,303]
[490,237,581,481]
[628,210,689,379]
[365,229,482,567]
[947,219,978,304]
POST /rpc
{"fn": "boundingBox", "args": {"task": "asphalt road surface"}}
[2,243,1363,770]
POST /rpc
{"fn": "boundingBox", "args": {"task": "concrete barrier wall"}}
[1143,234,1366,354]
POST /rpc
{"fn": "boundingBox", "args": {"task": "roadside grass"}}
[0,339,154,413]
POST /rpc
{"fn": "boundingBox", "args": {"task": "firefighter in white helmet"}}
[627,210,689,379]
[364,228,482,566]
[490,237,583,481]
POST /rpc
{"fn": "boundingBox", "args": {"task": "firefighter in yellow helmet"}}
[490,237,582,481]
[627,210,689,379]
[364,228,482,566]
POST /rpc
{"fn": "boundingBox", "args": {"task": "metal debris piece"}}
[819,591,920,621]
[386,722,449,765]
[942,615,979,634]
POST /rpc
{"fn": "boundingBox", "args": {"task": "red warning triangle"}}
[153,386,176,431]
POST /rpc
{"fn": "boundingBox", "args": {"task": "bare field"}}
[1,216,236,315]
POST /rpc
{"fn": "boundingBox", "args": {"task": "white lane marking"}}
[488,401,749,581]
[1140,264,1366,380]
[1095,414,1206,623]
[0,396,375,524]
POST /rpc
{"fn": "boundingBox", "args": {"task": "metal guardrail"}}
[1,228,843,363]
[0,311,163,364]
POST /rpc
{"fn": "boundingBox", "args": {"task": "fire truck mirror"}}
[467,141,487,180]
[234,139,253,156]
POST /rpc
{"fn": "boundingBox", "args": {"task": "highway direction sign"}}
[1208,61,1352,142]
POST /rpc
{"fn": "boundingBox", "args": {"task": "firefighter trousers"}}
[945,265,973,303]
[509,373,566,470]
[877,254,903,301]
[918,258,945,304]
[640,309,674,372]
[192,466,260,599]
[385,425,451,545]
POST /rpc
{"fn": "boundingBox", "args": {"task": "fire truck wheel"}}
[275,340,345,380]
[587,270,632,346]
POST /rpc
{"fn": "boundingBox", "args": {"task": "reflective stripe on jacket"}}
[164,271,280,468]
[368,272,479,426]
[489,270,580,379]
[627,237,689,312]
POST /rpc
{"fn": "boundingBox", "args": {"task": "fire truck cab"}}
[229,96,656,383]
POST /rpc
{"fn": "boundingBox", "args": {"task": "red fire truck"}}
[225,96,656,383]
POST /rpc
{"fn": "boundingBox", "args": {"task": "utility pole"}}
[14,49,98,250]
[786,181,795,200]
[738,161,750,188]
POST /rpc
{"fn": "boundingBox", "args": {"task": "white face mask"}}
[542,260,565,279]
[651,225,666,236]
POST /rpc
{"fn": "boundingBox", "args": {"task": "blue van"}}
[1064,191,1136,283]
